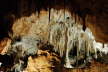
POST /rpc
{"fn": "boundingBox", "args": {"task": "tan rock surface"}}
[24,50,61,72]
[0,38,11,54]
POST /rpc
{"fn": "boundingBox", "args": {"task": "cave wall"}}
[0,0,108,72]
[0,0,108,42]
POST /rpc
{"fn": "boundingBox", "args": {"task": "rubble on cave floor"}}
[23,50,61,72]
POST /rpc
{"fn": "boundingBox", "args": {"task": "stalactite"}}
[48,0,51,23]
[74,13,77,24]
[103,43,104,48]
[77,15,80,24]
[48,10,108,68]
[49,21,67,57]
[82,17,86,31]
[49,8,51,22]
[64,0,66,20]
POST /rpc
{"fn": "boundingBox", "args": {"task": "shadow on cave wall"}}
[0,0,17,40]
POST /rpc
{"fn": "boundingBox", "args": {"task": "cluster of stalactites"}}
[49,9,96,58]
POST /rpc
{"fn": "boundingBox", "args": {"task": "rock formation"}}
[0,0,108,72]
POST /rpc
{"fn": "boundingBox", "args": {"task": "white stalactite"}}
[48,9,108,68]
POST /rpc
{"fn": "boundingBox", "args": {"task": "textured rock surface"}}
[0,0,108,72]
[24,50,61,72]
[0,38,11,54]
[0,0,108,42]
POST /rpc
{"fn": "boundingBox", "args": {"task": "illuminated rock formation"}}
[0,0,108,72]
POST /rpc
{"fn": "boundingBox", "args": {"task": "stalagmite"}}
[64,18,74,68]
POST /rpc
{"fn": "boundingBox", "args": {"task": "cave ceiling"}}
[0,0,108,42]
